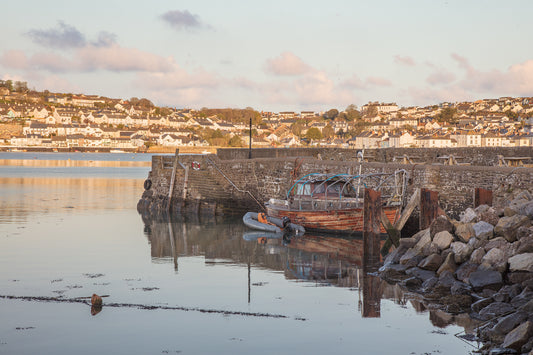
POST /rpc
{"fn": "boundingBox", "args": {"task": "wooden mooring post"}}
[363,188,381,272]
[380,188,420,257]
[420,188,439,230]
[166,149,179,212]
[474,188,493,207]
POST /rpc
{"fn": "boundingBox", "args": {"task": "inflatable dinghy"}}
[243,212,305,236]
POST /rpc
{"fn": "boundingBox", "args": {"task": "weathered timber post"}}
[166,149,179,212]
[380,188,420,256]
[362,188,382,318]
[363,188,381,272]
[474,188,493,207]
[420,188,439,230]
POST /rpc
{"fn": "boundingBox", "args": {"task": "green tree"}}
[306,127,323,140]
[322,124,335,139]
[291,120,306,137]
[228,135,243,147]
[323,108,339,120]
[435,107,457,123]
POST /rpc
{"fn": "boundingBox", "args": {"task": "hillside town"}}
[1,80,533,151]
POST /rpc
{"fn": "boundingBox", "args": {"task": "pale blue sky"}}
[2,0,533,111]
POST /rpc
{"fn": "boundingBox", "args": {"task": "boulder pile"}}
[379,189,533,354]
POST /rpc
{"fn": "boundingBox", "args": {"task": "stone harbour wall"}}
[137,149,533,221]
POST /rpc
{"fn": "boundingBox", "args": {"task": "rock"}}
[490,312,528,342]
[495,215,531,242]
[481,248,508,273]
[455,223,475,243]
[380,265,410,283]
[399,237,418,249]
[430,215,454,238]
[451,281,472,296]
[477,206,501,226]
[507,271,533,285]
[399,247,420,265]
[432,231,454,251]
[488,348,518,355]
[515,190,533,201]
[479,302,516,320]
[461,207,478,223]
[411,228,430,242]
[455,262,479,284]
[405,267,436,282]
[91,294,103,306]
[511,288,533,308]
[519,201,533,218]
[403,254,425,269]
[509,253,533,272]
[400,277,422,289]
[519,299,533,313]
[485,237,510,252]
[469,269,503,291]
[516,235,533,254]
[502,321,533,351]
[470,248,486,264]
[472,297,494,313]
[493,285,522,303]
[418,253,443,271]
[441,294,472,313]
[414,230,432,251]
[422,277,438,292]
[451,242,474,263]
[504,207,518,217]
[473,221,495,239]
[437,252,457,276]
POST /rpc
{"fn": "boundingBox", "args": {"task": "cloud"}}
[426,69,456,85]
[26,21,86,49]
[0,50,29,70]
[264,52,311,76]
[160,10,211,31]
[366,76,392,87]
[1,45,175,73]
[91,31,117,47]
[394,55,416,66]
[340,74,391,89]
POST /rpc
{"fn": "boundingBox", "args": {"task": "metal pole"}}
[249,118,252,159]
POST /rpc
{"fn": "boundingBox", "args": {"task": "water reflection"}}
[141,214,397,319]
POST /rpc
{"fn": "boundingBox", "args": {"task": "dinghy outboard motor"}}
[282,216,291,231]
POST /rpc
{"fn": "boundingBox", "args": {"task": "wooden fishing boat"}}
[265,170,408,235]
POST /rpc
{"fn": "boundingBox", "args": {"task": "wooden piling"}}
[363,188,381,272]
[166,149,179,212]
[474,188,493,207]
[420,188,439,230]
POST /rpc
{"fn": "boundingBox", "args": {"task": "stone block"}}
[437,253,457,276]
[432,231,454,251]
[455,223,475,243]
[509,253,533,272]
[469,269,503,291]
[451,242,473,264]
[473,221,494,240]
[502,321,533,351]
[418,253,444,271]
[495,215,531,242]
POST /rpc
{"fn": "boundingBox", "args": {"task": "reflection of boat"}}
[266,170,408,235]
[242,231,283,241]
[110,149,125,153]
[243,212,305,235]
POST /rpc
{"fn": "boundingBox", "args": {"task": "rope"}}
[204,157,265,211]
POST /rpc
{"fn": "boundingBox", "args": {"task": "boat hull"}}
[265,205,400,235]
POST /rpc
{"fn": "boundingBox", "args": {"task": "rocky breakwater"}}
[379,190,533,354]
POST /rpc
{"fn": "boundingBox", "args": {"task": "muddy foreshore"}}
[379,189,533,354]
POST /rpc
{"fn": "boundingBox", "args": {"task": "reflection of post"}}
[248,258,251,303]
[168,220,177,271]
[363,188,381,272]
[362,188,382,318]
[362,273,381,318]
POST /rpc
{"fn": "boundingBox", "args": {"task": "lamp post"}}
[248,117,252,159]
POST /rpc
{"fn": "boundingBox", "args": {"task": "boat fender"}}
[258,213,269,224]
[143,179,152,190]
[191,161,201,170]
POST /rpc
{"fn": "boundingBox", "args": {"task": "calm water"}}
[0,153,476,355]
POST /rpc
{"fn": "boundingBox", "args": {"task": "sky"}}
[2,0,533,112]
